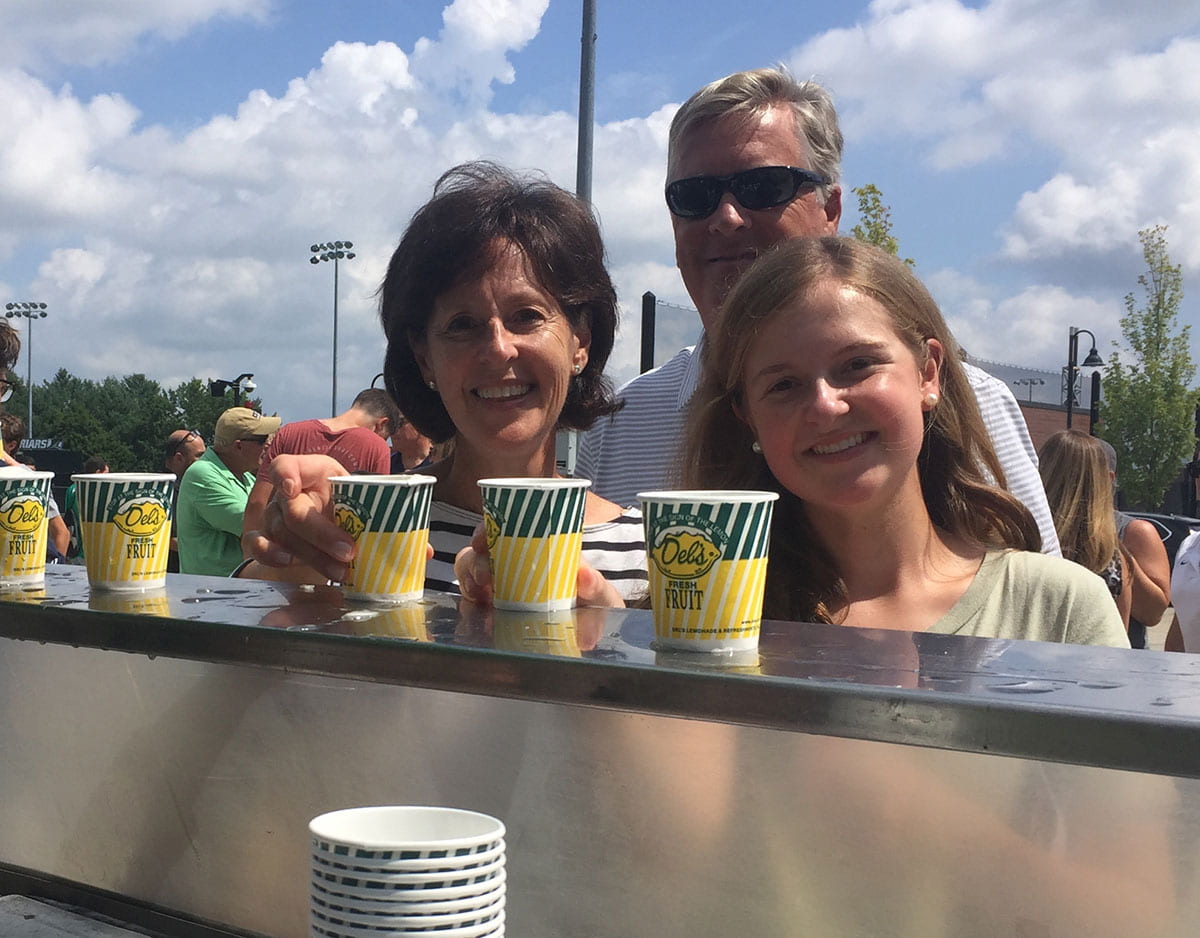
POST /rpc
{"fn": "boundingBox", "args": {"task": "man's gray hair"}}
[667,66,844,203]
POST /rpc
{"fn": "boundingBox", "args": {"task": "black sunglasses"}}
[0,380,11,404]
[665,165,829,219]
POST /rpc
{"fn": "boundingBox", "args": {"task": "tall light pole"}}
[4,301,48,437]
[1012,377,1044,402]
[310,241,355,417]
[1064,326,1104,429]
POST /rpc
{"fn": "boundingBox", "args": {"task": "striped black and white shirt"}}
[426,500,649,601]
[577,338,1062,557]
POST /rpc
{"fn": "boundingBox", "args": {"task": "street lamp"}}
[1064,326,1104,429]
[3,301,48,437]
[1012,377,1045,402]
[310,240,356,417]
[209,372,256,407]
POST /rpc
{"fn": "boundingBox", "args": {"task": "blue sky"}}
[1,0,1198,426]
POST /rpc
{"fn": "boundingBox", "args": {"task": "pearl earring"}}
[922,392,939,410]
[572,362,582,376]
[751,440,763,454]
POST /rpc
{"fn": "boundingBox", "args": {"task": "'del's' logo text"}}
[111,498,166,538]
[651,522,723,580]
[483,503,502,554]
[0,497,45,535]
[334,504,366,541]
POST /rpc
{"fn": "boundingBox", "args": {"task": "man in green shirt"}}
[176,407,280,577]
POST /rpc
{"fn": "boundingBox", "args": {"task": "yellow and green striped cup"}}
[0,468,53,587]
[73,473,175,591]
[330,474,435,603]
[638,490,779,652]
[478,477,590,611]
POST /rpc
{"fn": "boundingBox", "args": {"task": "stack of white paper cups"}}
[309,806,506,938]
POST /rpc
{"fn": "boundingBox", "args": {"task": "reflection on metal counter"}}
[2,565,1200,937]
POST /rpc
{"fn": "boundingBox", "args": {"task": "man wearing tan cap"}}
[176,407,280,577]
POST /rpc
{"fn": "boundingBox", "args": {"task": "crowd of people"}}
[3,65,1195,653]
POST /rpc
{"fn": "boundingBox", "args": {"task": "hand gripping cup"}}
[73,473,175,591]
[331,474,436,603]
[0,468,53,588]
[638,490,779,652]
[478,478,589,611]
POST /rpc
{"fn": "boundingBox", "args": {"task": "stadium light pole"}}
[4,301,48,437]
[310,241,356,417]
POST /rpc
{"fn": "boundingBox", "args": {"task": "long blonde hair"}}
[1038,429,1120,575]
[682,237,1040,623]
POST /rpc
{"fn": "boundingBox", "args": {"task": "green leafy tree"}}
[13,369,272,473]
[851,183,914,266]
[1099,225,1196,510]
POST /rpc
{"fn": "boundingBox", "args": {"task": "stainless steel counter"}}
[2,566,1200,937]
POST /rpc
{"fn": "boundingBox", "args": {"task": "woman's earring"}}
[572,362,582,376]
[427,380,437,391]
[751,440,763,454]
[922,392,939,411]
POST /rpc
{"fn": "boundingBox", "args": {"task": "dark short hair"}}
[0,412,25,451]
[379,161,620,444]
[0,321,18,372]
[351,388,401,428]
[82,456,108,474]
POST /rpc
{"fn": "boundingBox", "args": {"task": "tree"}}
[10,369,272,473]
[850,183,914,266]
[1099,225,1196,510]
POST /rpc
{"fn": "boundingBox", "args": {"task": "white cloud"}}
[0,0,272,69]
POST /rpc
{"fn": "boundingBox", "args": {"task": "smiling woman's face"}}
[413,240,591,464]
[735,278,941,521]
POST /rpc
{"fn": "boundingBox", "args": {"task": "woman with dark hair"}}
[247,163,646,602]
[683,236,1127,645]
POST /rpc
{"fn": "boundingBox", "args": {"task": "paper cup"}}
[73,473,175,591]
[310,806,505,854]
[638,490,778,652]
[478,478,589,611]
[0,468,53,587]
[331,475,435,603]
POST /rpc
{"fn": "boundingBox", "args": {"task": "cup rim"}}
[309,806,505,850]
[329,474,437,486]
[311,868,506,902]
[311,909,504,938]
[311,853,504,884]
[637,489,780,503]
[477,477,591,489]
[311,877,504,913]
[311,908,504,938]
[312,839,504,870]
[0,468,53,479]
[310,893,503,928]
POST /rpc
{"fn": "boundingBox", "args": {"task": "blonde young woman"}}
[683,237,1127,646]
[1038,429,1132,628]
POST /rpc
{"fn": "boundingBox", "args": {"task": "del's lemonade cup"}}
[0,468,53,587]
[331,474,436,603]
[73,472,175,591]
[638,490,779,652]
[478,477,589,612]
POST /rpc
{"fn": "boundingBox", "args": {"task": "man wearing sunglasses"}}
[163,428,208,572]
[576,66,1060,555]
[176,407,280,577]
